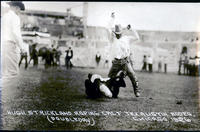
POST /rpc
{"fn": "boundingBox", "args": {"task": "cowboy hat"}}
[113,25,122,35]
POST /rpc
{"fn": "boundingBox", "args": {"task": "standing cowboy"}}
[108,25,141,98]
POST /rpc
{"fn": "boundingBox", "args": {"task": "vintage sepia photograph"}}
[0,1,200,131]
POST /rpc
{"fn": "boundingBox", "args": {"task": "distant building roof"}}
[22,10,82,19]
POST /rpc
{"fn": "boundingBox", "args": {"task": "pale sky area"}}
[23,2,200,32]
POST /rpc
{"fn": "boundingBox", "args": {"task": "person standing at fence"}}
[163,57,167,73]
[108,25,141,98]
[184,56,189,75]
[158,56,162,73]
[194,56,200,76]
[104,50,110,68]
[65,47,73,69]
[178,47,187,75]
[141,55,147,72]
[147,55,153,73]
[95,51,101,68]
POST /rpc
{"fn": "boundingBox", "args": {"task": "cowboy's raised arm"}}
[107,12,116,43]
[132,29,140,42]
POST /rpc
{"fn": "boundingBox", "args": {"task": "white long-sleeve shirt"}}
[111,36,131,60]
[1,10,23,51]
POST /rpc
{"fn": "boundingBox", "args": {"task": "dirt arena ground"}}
[1,65,200,131]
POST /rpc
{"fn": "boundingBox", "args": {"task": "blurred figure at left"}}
[1,1,26,80]
[1,2,10,15]
[1,1,26,102]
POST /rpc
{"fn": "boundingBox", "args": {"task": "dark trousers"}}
[19,55,28,69]
[85,79,101,99]
[96,57,101,67]
[45,59,51,69]
[33,58,38,66]
[142,62,147,71]
[65,57,72,69]
[158,63,162,72]
[108,58,140,94]
[164,64,167,73]
[29,57,38,66]
[96,60,100,67]
[148,64,153,72]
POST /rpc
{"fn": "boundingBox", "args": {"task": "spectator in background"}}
[198,55,200,76]
[188,56,195,76]
[44,47,52,69]
[65,47,73,69]
[127,24,131,30]
[141,55,147,72]
[147,55,153,73]
[95,51,101,68]
[158,56,162,73]
[51,45,57,66]
[104,59,109,68]
[188,56,199,76]
[178,53,187,75]
[178,47,187,75]
[55,46,62,66]
[184,56,189,75]
[103,50,110,69]
[194,56,200,76]
[163,57,167,74]
[29,43,38,68]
